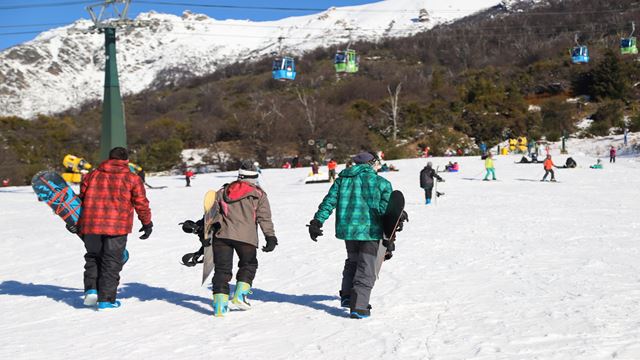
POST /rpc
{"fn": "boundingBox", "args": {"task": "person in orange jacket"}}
[327,159,338,182]
[541,154,558,182]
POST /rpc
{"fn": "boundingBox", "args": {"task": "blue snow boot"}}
[350,308,371,319]
[97,300,121,310]
[231,281,252,310]
[212,293,229,317]
[426,198,431,205]
[83,289,98,306]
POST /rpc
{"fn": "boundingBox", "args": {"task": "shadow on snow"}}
[0,280,342,317]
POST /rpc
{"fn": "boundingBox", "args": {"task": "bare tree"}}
[296,88,317,134]
[379,82,402,141]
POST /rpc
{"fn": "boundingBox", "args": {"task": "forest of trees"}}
[2,0,640,184]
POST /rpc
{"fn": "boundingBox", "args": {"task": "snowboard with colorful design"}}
[31,171,129,263]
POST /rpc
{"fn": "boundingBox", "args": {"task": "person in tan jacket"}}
[211,161,277,316]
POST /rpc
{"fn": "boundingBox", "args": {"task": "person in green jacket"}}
[483,152,497,181]
[307,152,393,319]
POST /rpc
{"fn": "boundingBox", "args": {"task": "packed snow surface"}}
[1,148,640,359]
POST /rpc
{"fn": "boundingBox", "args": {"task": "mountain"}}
[0,0,517,119]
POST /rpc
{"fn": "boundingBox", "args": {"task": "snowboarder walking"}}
[541,154,558,182]
[209,161,277,317]
[420,162,444,205]
[609,146,616,163]
[327,159,338,182]
[184,169,194,187]
[67,147,153,310]
[483,153,497,181]
[307,152,393,319]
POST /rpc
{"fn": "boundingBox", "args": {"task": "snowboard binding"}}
[179,219,206,267]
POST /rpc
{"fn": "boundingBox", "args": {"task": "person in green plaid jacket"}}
[308,152,392,319]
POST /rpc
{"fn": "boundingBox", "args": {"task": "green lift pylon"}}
[100,26,127,160]
[86,0,132,160]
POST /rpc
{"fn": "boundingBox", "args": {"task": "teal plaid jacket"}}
[313,164,392,240]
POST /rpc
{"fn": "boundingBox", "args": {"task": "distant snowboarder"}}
[420,162,444,205]
[483,153,497,181]
[184,169,194,187]
[327,159,338,183]
[308,152,405,319]
[541,154,558,182]
[609,146,616,163]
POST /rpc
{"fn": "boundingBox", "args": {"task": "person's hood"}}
[222,180,262,203]
[338,163,375,178]
[97,159,130,174]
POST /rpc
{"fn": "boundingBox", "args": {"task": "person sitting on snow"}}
[590,159,604,169]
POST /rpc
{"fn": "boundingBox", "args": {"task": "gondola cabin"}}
[571,46,589,64]
[334,49,359,73]
[272,57,296,81]
[620,37,638,55]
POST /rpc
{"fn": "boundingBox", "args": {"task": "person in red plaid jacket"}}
[69,147,152,310]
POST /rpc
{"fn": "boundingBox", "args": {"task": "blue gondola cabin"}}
[571,46,589,64]
[272,57,296,81]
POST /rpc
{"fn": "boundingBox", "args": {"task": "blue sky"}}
[0,0,375,50]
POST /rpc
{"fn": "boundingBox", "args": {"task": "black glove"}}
[307,219,323,242]
[139,222,153,240]
[439,178,445,183]
[262,236,278,252]
[396,210,409,232]
[66,223,79,234]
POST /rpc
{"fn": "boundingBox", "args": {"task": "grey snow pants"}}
[341,240,380,311]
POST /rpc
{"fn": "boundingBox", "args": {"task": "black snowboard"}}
[375,190,405,277]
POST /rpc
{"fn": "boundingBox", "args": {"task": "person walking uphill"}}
[66,147,153,310]
[307,152,393,319]
[420,162,444,205]
[209,161,277,317]
[541,154,558,182]
[483,153,496,181]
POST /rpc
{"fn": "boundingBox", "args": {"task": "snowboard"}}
[31,171,129,264]
[374,190,405,278]
[201,190,219,286]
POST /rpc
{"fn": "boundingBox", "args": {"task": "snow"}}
[0,0,512,119]
[2,140,640,359]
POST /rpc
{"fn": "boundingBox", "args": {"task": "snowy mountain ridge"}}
[0,0,535,119]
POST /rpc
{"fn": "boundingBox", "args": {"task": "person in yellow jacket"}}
[483,153,496,181]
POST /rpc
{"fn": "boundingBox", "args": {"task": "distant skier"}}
[483,153,497,181]
[67,147,153,310]
[327,159,338,182]
[184,169,194,187]
[541,154,558,182]
[311,161,319,175]
[308,152,403,319]
[209,161,277,317]
[420,162,444,205]
[609,146,616,163]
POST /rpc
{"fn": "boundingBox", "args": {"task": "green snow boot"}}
[231,281,252,310]
[212,293,229,317]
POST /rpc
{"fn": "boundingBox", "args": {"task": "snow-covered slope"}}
[1,146,640,359]
[0,0,510,119]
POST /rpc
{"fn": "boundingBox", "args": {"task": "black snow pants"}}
[341,240,380,311]
[423,185,434,201]
[610,155,616,163]
[212,238,258,295]
[542,169,555,181]
[83,234,127,303]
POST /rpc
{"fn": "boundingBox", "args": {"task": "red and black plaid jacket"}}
[78,159,152,235]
